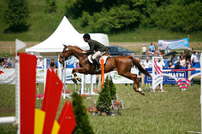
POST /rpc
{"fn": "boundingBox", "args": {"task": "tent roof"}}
[25,16,89,53]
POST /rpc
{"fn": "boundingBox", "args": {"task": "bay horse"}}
[59,45,152,95]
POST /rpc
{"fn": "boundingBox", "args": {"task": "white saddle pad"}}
[88,55,109,64]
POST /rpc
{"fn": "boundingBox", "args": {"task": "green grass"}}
[0,0,202,42]
[0,83,200,133]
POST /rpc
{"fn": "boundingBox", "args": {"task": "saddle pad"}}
[88,55,109,64]
[99,56,109,64]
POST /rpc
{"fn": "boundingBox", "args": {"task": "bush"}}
[96,76,111,113]
[72,92,94,134]
[3,0,30,32]
[109,76,116,100]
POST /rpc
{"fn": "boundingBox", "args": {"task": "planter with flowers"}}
[110,100,121,116]
[86,107,98,115]
[93,89,100,94]
[154,86,164,92]
[80,94,91,99]
[36,93,44,99]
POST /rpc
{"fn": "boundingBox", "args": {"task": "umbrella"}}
[164,51,177,56]
[182,47,192,52]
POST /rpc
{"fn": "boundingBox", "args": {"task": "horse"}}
[59,45,152,95]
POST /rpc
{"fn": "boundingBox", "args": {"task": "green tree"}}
[96,76,111,113]
[45,0,57,13]
[109,76,116,100]
[72,92,94,134]
[3,0,30,32]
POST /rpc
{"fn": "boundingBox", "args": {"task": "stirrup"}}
[96,67,101,72]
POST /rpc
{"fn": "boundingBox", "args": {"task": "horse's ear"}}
[63,44,68,48]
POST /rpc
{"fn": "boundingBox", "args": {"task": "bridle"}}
[60,49,69,63]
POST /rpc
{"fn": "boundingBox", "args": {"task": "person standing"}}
[148,43,154,53]
[82,33,109,72]
[171,53,178,64]
[50,59,56,69]
[37,56,44,68]
[142,44,146,55]
[191,50,200,67]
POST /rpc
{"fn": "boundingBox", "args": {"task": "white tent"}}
[26,16,109,56]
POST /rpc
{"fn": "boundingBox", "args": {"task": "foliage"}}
[66,0,202,33]
[96,76,111,113]
[3,0,30,32]
[109,76,116,100]
[45,0,57,13]
[86,107,98,114]
[71,92,94,134]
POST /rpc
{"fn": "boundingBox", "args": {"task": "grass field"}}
[0,83,201,133]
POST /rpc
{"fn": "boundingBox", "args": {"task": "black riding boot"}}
[93,59,101,72]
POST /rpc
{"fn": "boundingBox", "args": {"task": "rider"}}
[82,33,109,72]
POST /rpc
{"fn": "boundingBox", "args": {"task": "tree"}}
[72,92,94,134]
[96,76,111,114]
[109,76,116,100]
[45,0,57,13]
[3,0,30,32]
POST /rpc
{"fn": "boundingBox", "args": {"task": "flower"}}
[87,107,98,113]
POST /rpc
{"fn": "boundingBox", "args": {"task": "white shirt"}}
[156,59,165,68]
[143,61,152,68]
[37,59,44,68]
[180,59,186,66]
[142,47,146,52]
[191,53,200,63]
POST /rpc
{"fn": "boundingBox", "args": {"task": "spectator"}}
[5,55,10,62]
[5,60,12,68]
[142,44,146,55]
[180,55,186,67]
[50,59,56,69]
[148,42,154,53]
[179,52,183,60]
[175,61,182,69]
[66,56,75,68]
[191,50,200,67]
[185,52,191,62]
[0,62,5,69]
[184,61,191,68]
[165,46,170,54]
[0,56,4,64]
[143,57,152,68]
[37,56,44,68]
[171,53,178,64]
[156,57,165,68]
[168,61,175,69]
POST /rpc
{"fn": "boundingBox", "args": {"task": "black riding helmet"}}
[83,33,91,39]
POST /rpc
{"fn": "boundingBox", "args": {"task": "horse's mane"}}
[68,45,83,51]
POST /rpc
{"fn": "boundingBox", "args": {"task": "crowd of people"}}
[140,50,200,69]
[0,55,12,69]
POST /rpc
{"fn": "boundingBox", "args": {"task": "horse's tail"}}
[128,56,152,79]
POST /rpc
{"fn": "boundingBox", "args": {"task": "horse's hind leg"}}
[118,72,145,96]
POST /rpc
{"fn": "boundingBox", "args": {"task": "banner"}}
[158,38,189,50]
[0,69,16,84]
[145,68,188,84]
[104,68,139,84]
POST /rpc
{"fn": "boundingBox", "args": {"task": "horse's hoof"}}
[139,91,145,96]
[71,78,77,85]
[77,78,82,82]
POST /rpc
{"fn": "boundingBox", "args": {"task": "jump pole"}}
[101,59,104,88]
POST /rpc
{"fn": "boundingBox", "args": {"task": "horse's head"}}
[59,44,71,64]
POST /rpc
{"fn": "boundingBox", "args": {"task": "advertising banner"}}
[104,68,139,84]
[158,38,189,50]
[145,68,188,84]
[0,69,16,84]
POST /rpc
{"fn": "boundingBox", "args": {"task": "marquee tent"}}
[25,16,109,56]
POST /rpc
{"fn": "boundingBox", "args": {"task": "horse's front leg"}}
[71,67,87,84]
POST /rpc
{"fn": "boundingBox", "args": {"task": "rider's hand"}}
[81,50,86,53]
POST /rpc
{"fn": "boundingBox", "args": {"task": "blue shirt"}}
[148,45,154,52]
